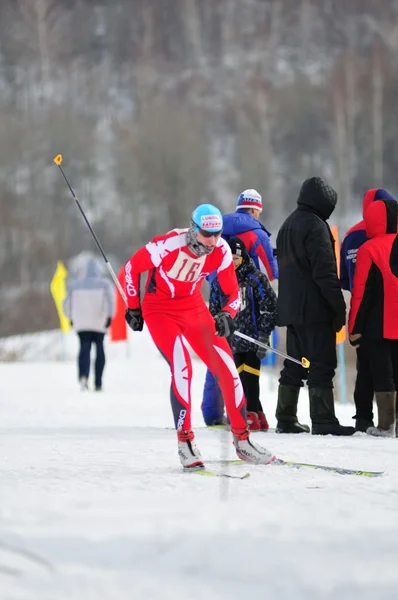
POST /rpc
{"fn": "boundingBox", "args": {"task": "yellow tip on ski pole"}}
[301,357,310,368]
[53,154,63,165]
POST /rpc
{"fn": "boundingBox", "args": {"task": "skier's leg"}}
[144,312,193,431]
[144,311,203,468]
[187,322,247,430]
[186,310,274,464]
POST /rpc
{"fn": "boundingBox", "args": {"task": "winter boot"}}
[258,411,269,431]
[310,388,355,436]
[79,376,88,391]
[177,429,204,470]
[275,385,310,433]
[367,392,396,438]
[232,428,275,465]
[246,411,261,431]
[354,416,374,432]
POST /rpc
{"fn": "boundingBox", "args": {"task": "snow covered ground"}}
[1,330,398,600]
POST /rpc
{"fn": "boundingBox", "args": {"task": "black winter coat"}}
[210,258,277,353]
[276,177,346,328]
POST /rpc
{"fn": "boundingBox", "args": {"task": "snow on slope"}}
[0,329,398,600]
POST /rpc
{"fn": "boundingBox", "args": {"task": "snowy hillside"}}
[1,329,397,600]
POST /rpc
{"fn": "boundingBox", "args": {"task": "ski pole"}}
[234,331,310,368]
[53,154,128,305]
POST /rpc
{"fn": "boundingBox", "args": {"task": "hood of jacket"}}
[365,199,398,238]
[362,188,395,218]
[78,258,103,279]
[296,177,337,221]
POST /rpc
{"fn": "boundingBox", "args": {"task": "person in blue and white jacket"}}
[340,187,396,431]
[222,189,278,280]
[202,189,278,427]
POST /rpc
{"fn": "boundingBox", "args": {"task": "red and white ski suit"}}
[124,228,247,432]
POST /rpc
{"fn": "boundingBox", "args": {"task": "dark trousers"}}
[77,331,105,387]
[361,338,398,393]
[353,345,374,421]
[234,351,263,413]
[279,323,337,389]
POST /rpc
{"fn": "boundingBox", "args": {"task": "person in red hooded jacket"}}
[348,198,398,437]
[340,188,396,431]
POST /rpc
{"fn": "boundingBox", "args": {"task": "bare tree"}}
[371,42,384,184]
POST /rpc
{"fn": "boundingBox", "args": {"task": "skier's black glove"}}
[125,308,144,331]
[69,321,73,327]
[105,317,112,328]
[214,311,235,338]
[256,333,269,361]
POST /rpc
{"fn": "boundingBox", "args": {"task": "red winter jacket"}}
[349,199,398,339]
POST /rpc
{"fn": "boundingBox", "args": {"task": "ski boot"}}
[258,411,269,431]
[246,411,261,431]
[232,428,275,465]
[178,429,204,470]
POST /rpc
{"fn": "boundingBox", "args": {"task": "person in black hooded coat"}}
[275,177,354,436]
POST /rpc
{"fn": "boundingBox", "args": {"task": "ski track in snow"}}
[1,330,398,599]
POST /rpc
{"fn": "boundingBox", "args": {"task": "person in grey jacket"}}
[63,258,115,391]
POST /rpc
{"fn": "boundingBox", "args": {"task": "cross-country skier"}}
[124,204,275,470]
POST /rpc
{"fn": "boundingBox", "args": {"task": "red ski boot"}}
[246,411,261,431]
[258,411,269,431]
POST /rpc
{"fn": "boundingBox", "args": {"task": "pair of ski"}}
[191,458,384,479]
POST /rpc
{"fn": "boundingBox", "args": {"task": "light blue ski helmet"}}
[191,204,223,234]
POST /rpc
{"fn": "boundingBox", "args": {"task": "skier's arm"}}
[124,231,181,309]
[124,246,155,309]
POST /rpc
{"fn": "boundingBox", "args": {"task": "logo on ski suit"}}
[177,409,187,431]
[125,262,137,297]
